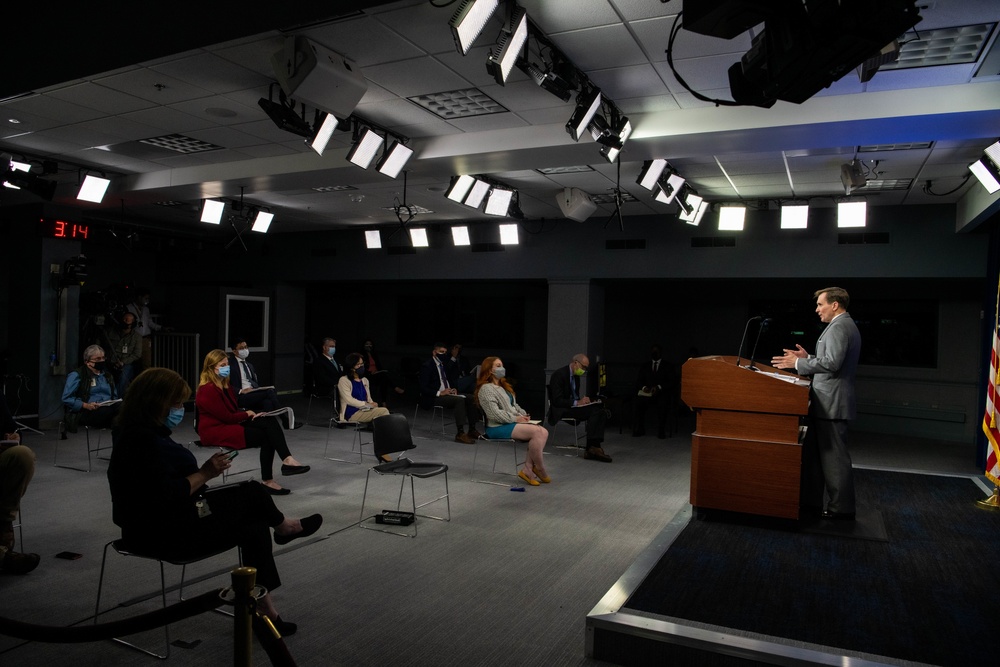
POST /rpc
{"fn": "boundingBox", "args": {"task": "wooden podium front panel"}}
[697,409,801,444]
[690,434,801,519]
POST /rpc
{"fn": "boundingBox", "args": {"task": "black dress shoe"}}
[264,485,291,496]
[821,510,856,520]
[274,514,323,545]
[584,447,613,463]
[273,616,297,636]
[281,464,310,476]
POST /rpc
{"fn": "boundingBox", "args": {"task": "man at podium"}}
[771,287,861,521]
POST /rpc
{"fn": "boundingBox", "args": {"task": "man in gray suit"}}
[772,286,861,520]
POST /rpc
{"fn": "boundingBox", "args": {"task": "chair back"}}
[372,413,416,457]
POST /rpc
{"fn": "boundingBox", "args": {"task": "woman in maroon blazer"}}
[195,349,309,495]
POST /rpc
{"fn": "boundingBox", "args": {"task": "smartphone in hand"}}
[221,449,239,461]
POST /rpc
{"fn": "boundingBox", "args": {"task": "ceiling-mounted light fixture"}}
[310,112,340,156]
[654,173,686,205]
[718,205,746,231]
[680,199,709,226]
[837,201,867,228]
[258,95,313,139]
[446,175,476,202]
[600,115,632,164]
[449,0,500,55]
[484,186,515,216]
[637,159,668,191]
[347,126,383,169]
[365,230,382,249]
[200,199,226,224]
[499,223,519,245]
[451,225,471,246]
[376,140,413,178]
[77,173,111,203]
[970,158,1000,195]
[676,188,700,217]
[409,227,429,247]
[780,203,809,229]
[464,178,491,209]
[487,5,529,85]
[251,210,274,233]
[566,87,602,142]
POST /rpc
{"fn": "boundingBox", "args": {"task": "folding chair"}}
[54,413,111,472]
[324,416,374,464]
[360,414,450,538]
[545,385,585,452]
[471,411,524,487]
[411,403,450,435]
[305,390,338,426]
[94,538,241,659]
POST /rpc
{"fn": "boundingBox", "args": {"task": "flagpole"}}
[980,269,1000,511]
[976,486,1000,510]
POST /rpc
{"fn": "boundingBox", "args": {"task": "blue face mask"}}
[165,406,185,428]
[217,365,231,378]
[327,347,336,357]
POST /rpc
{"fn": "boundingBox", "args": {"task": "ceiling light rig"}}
[443,174,519,217]
[969,139,1000,195]
[486,4,528,85]
[449,0,500,55]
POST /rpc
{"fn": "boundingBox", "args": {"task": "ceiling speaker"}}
[840,159,866,194]
[557,187,597,222]
[271,36,368,119]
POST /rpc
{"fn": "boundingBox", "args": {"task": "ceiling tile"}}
[549,24,649,71]
[364,56,473,98]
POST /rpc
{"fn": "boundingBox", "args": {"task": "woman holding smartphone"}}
[109,367,322,635]
[195,349,308,495]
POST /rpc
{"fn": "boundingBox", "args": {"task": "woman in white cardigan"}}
[338,353,391,461]
[474,356,550,486]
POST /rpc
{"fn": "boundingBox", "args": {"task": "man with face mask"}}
[633,344,675,439]
[61,344,120,433]
[548,353,611,462]
[228,336,302,429]
[312,337,342,397]
[418,342,481,444]
[103,312,142,394]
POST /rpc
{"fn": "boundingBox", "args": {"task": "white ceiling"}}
[2,0,999,235]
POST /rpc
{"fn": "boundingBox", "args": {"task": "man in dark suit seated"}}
[633,344,675,439]
[229,336,300,429]
[312,337,342,397]
[418,342,480,444]
[445,343,476,393]
[548,353,611,462]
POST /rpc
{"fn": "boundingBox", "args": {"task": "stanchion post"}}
[231,566,257,667]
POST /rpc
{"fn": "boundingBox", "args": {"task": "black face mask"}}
[91,361,107,372]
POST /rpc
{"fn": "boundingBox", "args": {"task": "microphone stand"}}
[735,316,761,367]
[747,318,771,371]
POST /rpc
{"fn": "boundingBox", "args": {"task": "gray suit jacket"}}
[795,312,861,420]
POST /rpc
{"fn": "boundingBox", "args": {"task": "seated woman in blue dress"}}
[474,356,550,486]
[337,353,391,461]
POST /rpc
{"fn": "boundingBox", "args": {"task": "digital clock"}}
[42,218,89,240]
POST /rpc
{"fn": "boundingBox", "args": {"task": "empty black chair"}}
[359,413,450,537]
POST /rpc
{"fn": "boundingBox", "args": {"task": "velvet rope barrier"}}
[0,589,224,643]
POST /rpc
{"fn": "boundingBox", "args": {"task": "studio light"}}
[970,157,1000,195]
[464,179,491,209]
[653,173,686,205]
[365,230,382,249]
[484,187,514,216]
[1,168,56,200]
[637,159,668,191]
[77,174,110,203]
[676,189,702,217]
[451,226,471,246]
[517,59,574,102]
[449,0,500,55]
[310,112,340,156]
[566,87,602,142]
[251,210,274,233]
[487,6,528,85]
[718,205,746,231]
[375,140,413,178]
[409,227,429,248]
[600,116,632,164]
[9,159,30,174]
[780,204,810,229]
[499,223,519,245]
[838,201,867,228]
[200,199,226,224]
[680,199,709,226]
[446,175,476,202]
[347,127,383,169]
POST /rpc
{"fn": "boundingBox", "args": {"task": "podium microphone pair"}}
[736,316,772,370]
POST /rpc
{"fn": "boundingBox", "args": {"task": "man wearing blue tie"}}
[229,336,300,429]
[772,287,861,521]
[548,353,611,462]
[418,342,481,444]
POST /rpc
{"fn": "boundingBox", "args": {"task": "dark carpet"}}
[624,469,1000,667]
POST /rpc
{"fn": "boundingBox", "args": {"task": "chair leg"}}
[94,541,171,659]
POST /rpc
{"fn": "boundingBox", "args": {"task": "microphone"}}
[735,316,763,367]
[748,318,773,370]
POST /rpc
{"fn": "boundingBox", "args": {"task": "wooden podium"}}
[681,355,810,520]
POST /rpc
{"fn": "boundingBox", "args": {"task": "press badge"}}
[196,498,212,518]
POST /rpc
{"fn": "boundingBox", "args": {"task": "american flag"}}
[984,277,1000,486]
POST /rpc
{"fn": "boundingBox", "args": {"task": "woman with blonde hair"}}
[195,349,309,495]
[475,356,550,486]
[109,367,322,635]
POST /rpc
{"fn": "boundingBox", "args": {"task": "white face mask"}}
[237,348,250,360]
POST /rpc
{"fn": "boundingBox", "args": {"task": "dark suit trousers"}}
[237,388,279,413]
[434,394,478,432]
[801,417,856,514]
[565,403,607,445]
